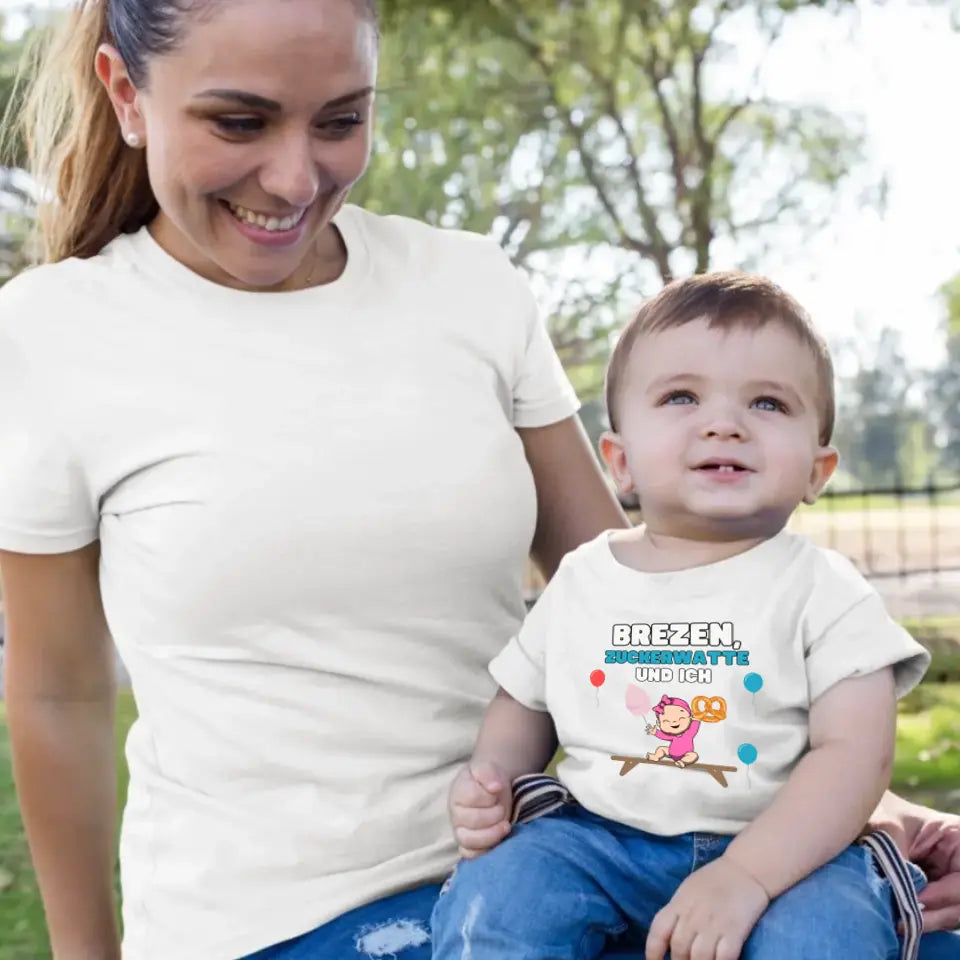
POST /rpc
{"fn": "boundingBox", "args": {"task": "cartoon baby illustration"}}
[646,695,700,767]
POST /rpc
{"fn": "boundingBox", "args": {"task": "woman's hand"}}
[870,792,960,932]
[910,810,960,931]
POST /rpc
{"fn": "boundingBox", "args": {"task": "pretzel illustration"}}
[691,695,726,723]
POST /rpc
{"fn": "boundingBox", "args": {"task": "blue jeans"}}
[240,810,960,959]
[239,882,639,960]
[430,803,960,960]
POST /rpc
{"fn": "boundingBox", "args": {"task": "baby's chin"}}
[648,502,796,541]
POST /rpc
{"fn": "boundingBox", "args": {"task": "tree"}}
[832,327,936,487]
[932,273,960,472]
[364,0,867,398]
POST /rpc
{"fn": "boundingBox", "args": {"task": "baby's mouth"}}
[692,458,754,474]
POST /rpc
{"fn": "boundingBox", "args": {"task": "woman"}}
[0,1,956,958]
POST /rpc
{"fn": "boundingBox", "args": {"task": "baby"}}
[430,272,930,960]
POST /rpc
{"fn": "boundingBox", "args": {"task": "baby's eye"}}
[751,396,787,413]
[661,390,696,406]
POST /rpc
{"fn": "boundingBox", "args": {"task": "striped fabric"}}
[510,774,922,960]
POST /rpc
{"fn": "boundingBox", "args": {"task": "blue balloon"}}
[738,743,758,766]
[744,673,764,694]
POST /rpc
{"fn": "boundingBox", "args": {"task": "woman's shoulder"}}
[342,204,520,283]
[0,236,136,343]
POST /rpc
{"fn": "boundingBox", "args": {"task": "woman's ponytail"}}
[14,0,156,263]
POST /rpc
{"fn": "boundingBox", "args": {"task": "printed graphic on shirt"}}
[597,621,761,788]
[604,620,745,683]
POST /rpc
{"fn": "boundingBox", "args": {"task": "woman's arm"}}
[2,543,121,960]
[518,415,629,579]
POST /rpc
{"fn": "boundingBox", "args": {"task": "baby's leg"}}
[430,807,633,960]
[674,752,698,767]
[741,844,902,959]
[647,746,669,761]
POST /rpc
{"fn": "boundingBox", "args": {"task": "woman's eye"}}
[662,391,696,405]
[321,113,363,136]
[752,396,786,413]
[213,116,263,134]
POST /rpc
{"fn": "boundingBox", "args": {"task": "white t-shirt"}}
[0,205,580,959]
[491,530,929,836]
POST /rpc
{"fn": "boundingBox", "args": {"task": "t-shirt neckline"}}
[593,527,795,596]
[121,203,370,304]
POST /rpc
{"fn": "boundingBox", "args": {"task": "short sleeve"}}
[803,562,930,702]
[488,576,559,711]
[0,332,98,553]
[510,271,580,429]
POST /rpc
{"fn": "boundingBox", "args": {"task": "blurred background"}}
[0,0,958,955]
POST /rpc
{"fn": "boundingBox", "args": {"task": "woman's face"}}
[100,0,377,291]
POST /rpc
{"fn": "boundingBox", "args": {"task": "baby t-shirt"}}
[490,530,929,836]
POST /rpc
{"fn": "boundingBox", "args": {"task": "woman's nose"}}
[258,137,321,209]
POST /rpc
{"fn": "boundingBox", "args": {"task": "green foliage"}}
[362,0,867,397]
[933,273,960,470]
[831,328,939,487]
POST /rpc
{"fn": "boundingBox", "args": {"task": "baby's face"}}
[609,318,836,538]
[660,705,691,732]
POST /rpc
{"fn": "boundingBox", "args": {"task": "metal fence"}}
[526,479,960,619]
[788,480,960,580]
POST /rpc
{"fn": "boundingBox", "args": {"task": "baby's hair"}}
[604,271,835,445]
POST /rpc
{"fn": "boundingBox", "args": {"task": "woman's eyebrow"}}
[192,86,374,111]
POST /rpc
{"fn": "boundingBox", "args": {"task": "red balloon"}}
[589,669,605,688]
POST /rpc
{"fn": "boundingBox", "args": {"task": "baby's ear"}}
[599,431,635,495]
[802,445,839,505]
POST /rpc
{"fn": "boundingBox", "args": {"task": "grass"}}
[0,684,958,958]
[894,683,960,800]
[0,694,137,960]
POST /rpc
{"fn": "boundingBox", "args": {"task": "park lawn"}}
[894,683,960,798]
[0,694,137,960]
[0,686,958,959]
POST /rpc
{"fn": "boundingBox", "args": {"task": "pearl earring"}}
[124,132,141,148]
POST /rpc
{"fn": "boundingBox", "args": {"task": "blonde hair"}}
[605,271,836,445]
[11,1,157,263]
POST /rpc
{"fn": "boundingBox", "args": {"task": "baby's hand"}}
[645,856,769,960]
[645,723,656,734]
[448,760,512,859]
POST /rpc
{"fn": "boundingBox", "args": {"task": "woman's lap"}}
[242,862,957,959]
[242,884,441,959]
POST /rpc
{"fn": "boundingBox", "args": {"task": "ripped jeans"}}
[240,807,960,959]
[429,802,959,960]
[240,884,440,959]
[237,881,648,959]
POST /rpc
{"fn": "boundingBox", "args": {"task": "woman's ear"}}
[94,44,145,142]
